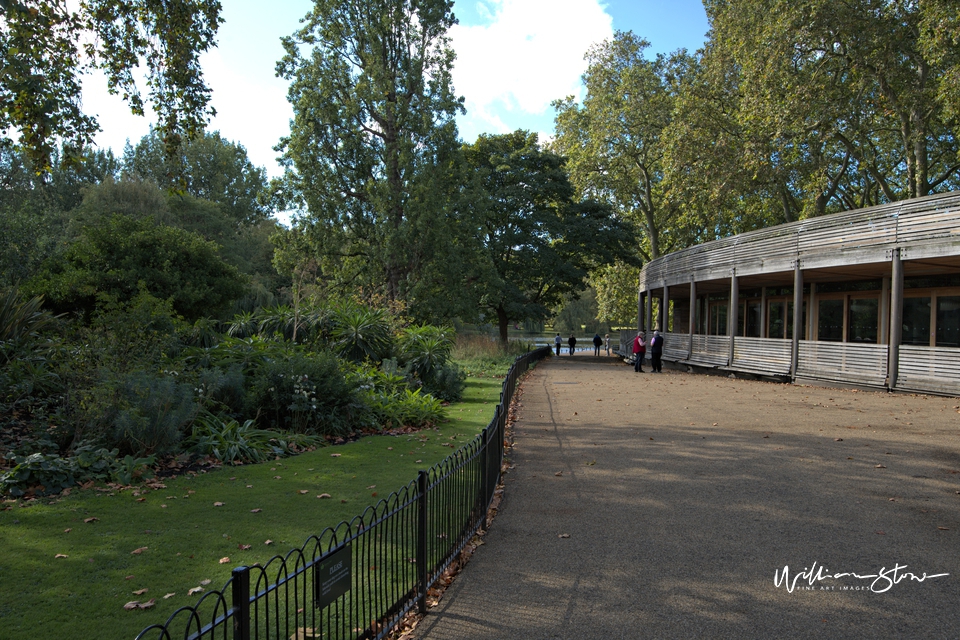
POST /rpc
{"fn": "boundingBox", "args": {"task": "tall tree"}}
[275,0,463,308]
[463,131,637,342]
[707,0,960,203]
[553,32,689,262]
[124,128,269,226]
[0,0,222,172]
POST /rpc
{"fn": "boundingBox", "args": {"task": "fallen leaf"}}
[876,530,886,535]
[199,579,211,586]
[187,587,204,596]
[238,544,252,550]
[558,533,570,538]
[133,588,148,595]
[938,526,950,531]
[84,517,99,523]
[123,601,140,611]
[298,490,308,494]
[554,472,563,477]
[317,493,331,499]
[64,528,72,533]
[163,593,176,599]
[330,453,341,457]
[213,502,225,507]
[586,460,596,466]
[366,485,376,489]
[125,575,134,580]
[875,464,886,469]
[265,539,273,545]
[55,554,68,559]
[131,547,148,555]
[219,557,231,564]
[250,508,262,513]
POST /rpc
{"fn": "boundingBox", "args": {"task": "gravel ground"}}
[411,354,960,640]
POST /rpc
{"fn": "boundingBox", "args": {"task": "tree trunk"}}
[497,304,510,343]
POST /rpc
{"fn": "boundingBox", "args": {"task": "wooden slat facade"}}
[637,191,960,396]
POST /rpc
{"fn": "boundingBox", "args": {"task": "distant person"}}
[592,333,603,356]
[554,333,562,356]
[568,333,577,355]
[604,333,611,356]
[650,330,664,373]
[632,331,645,372]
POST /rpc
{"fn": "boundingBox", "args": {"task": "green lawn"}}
[0,376,505,640]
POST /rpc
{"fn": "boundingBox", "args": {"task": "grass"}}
[0,374,506,640]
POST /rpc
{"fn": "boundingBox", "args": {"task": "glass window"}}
[936,296,960,347]
[818,299,844,341]
[746,301,761,337]
[902,297,931,346]
[710,303,727,336]
[847,298,878,343]
[768,301,786,339]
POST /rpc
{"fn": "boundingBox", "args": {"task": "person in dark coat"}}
[592,333,603,356]
[649,330,664,373]
[568,334,577,355]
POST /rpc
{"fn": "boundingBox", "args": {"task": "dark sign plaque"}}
[314,544,352,610]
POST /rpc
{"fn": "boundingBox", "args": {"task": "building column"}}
[728,272,739,365]
[637,289,644,331]
[645,291,653,336]
[688,279,696,360]
[760,286,767,338]
[888,249,904,389]
[662,283,670,332]
[791,262,803,378]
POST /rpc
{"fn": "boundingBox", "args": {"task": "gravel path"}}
[411,355,960,639]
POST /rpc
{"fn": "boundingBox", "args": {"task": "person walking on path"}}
[554,333,562,356]
[568,334,577,355]
[650,330,664,372]
[632,331,645,372]
[592,333,603,356]
[604,333,611,356]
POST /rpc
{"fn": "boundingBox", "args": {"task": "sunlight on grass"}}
[0,376,504,640]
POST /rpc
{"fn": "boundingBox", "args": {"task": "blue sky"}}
[84,0,709,178]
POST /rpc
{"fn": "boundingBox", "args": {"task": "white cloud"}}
[450,0,613,140]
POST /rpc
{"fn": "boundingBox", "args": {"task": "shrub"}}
[247,352,359,436]
[330,303,393,363]
[184,413,322,465]
[106,371,198,456]
[421,362,466,402]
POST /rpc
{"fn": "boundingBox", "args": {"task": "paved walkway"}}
[411,355,960,639]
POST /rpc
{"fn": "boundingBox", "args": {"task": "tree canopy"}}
[274,0,464,311]
[0,0,222,172]
[463,131,638,341]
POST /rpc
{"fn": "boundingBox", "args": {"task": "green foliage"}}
[28,214,246,320]
[124,128,269,225]
[247,352,358,436]
[275,0,464,307]
[462,130,637,341]
[0,288,59,358]
[0,444,155,497]
[421,363,466,403]
[0,0,222,172]
[185,414,322,465]
[331,304,394,363]
[106,371,199,457]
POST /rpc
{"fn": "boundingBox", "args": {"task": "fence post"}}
[231,566,250,640]
[417,470,428,615]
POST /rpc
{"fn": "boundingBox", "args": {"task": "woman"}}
[632,331,646,372]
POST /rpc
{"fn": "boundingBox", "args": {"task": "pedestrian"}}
[554,333,562,356]
[568,333,577,355]
[650,330,664,373]
[632,331,645,372]
[604,333,611,356]
[592,333,602,356]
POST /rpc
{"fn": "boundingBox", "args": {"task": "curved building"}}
[632,191,960,396]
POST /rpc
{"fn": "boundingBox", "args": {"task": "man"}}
[632,331,645,372]
[650,330,664,373]
[568,333,577,355]
[592,333,603,356]
[554,333,562,356]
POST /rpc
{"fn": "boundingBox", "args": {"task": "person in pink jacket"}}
[632,331,646,372]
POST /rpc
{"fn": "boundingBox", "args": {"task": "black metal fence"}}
[135,346,551,640]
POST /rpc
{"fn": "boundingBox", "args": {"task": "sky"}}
[82,0,710,179]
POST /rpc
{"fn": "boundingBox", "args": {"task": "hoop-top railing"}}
[135,346,551,640]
